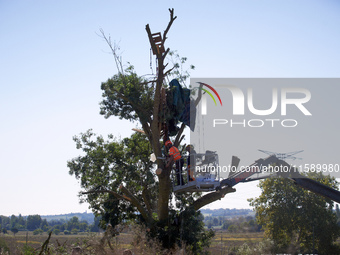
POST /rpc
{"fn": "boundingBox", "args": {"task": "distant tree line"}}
[203,215,262,233]
[0,214,101,235]
[200,208,253,217]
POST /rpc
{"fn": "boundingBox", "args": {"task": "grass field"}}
[0,230,265,254]
[209,231,265,254]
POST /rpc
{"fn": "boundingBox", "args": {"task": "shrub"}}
[33,228,43,235]
[71,228,79,235]
[64,230,71,235]
[53,228,61,235]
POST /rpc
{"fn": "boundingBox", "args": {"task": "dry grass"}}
[0,230,265,254]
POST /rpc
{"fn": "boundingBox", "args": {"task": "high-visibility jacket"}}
[169,146,181,161]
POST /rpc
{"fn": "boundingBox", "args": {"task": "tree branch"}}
[98,29,124,74]
[162,8,177,45]
[119,185,153,224]
[108,86,152,124]
[192,187,236,211]
[82,189,126,201]
[164,66,176,77]
[174,122,186,147]
[142,186,153,214]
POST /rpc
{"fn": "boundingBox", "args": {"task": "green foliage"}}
[68,129,214,251]
[100,67,154,124]
[1,216,10,231]
[237,243,252,255]
[40,219,49,231]
[52,228,60,235]
[71,228,79,235]
[21,244,36,255]
[167,51,195,86]
[249,172,340,254]
[0,238,9,254]
[26,215,42,231]
[150,208,214,253]
[68,130,156,228]
[10,227,18,235]
[33,228,43,235]
[228,224,238,233]
[63,230,71,235]
[222,220,232,230]
[67,216,79,231]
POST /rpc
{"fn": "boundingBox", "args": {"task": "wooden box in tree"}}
[151,32,165,55]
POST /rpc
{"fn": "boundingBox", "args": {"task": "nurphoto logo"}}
[195,81,312,128]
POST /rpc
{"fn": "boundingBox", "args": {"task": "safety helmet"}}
[165,140,172,146]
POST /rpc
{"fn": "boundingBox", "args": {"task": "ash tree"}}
[68,9,233,251]
[249,172,340,254]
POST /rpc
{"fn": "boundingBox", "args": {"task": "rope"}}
[150,48,154,75]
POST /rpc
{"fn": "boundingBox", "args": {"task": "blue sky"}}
[1,1,339,216]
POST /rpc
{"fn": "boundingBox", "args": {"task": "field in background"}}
[0,230,265,254]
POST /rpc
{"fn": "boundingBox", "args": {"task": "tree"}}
[249,172,340,254]
[40,219,49,232]
[10,215,17,229]
[67,216,79,231]
[222,220,232,230]
[10,227,18,236]
[68,8,234,251]
[17,214,26,229]
[0,216,10,230]
[26,215,42,231]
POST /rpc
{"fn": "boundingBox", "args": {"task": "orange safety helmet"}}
[165,140,172,146]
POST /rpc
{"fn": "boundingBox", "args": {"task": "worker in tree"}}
[186,144,196,181]
[165,140,184,185]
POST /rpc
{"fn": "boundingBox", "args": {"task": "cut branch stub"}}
[156,168,163,175]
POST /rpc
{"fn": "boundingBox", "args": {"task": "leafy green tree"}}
[206,220,213,229]
[40,219,49,232]
[10,215,17,229]
[68,9,235,252]
[67,216,79,231]
[0,216,9,230]
[79,222,89,232]
[212,217,219,226]
[26,215,42,231]
[17,214,26,229]
[222,220,232,230]
[10,227,18,236]
[249,172,340,254]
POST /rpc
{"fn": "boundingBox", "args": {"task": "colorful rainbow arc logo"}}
[195,82,223,106]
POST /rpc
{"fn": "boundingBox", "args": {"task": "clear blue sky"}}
[1,0,339,216]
